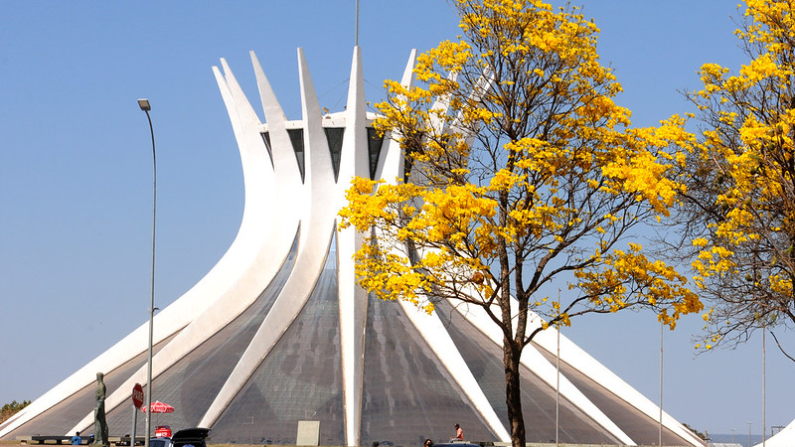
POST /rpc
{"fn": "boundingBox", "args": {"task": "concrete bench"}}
[109,436,146,446]
[17,435,81,445]
[16,435,135,445]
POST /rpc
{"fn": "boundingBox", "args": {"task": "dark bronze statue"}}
[92,372,108,446]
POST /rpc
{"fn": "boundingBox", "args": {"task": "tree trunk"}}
[504,341,526,447]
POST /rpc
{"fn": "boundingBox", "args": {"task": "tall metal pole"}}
[762,327,766,447]
[131,406,138,446]
[354,0,359,47]
[659,318,663,447]
[556,322,560,447]
[555,289,560,447]
[138,99,156,447]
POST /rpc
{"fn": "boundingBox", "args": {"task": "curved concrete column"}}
[449,296,636,445]
[67,57,303,436]
[400,299,511,441]
[3,52,291,442]
[200,47,338,428]
[336,46,371,447]
[532,324,705,446]
[375,49,416,183]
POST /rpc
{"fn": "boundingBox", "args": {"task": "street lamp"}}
[138,98,156,447]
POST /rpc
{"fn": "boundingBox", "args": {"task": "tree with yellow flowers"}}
[676,0,795,357]
[340,1,702,445]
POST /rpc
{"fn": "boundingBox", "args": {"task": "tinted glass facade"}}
[210,237,342,444]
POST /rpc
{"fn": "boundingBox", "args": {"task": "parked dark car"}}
[149,428,210,447]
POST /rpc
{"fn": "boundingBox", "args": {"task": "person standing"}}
[70,432,82,445]
[450,424,463,442]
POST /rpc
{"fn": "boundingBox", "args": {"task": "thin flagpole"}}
[556,289,561,447]
[355,0,359,47]
[659,318,663,447]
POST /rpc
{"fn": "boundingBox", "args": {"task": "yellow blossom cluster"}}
[339,0,702,337]
[678,0,795,354]
[575,243,702,329]
[685,0,795,304]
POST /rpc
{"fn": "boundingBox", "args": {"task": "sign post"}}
[131,384,144,446]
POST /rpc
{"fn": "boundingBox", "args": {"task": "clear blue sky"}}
[2,0,792,440]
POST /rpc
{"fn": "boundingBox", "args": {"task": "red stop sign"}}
[132,383,144,409]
